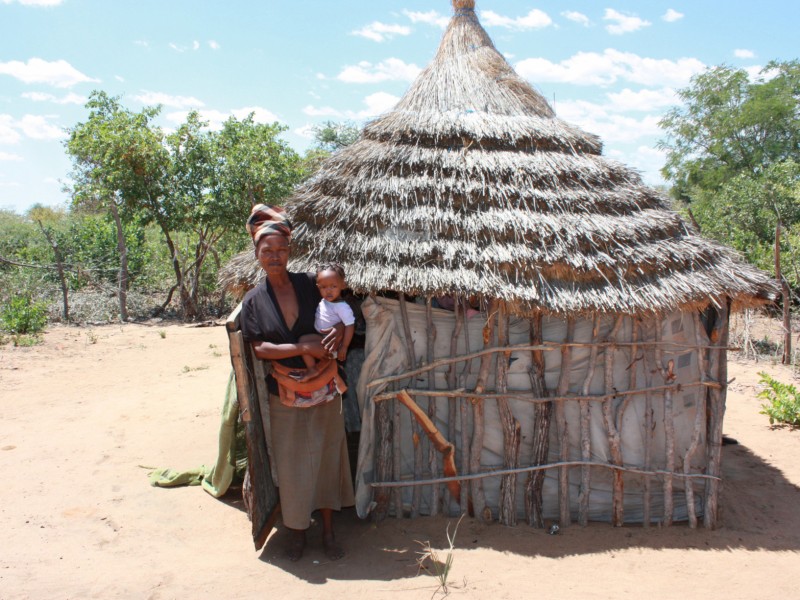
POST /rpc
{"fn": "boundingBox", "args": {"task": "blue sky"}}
[1,0,797,214]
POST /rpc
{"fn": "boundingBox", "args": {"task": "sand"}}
[1,320,799,600]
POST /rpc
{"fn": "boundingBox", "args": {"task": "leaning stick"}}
[496,302,520,526]
[395,390,462,505]
[526,314,550,528]
[639,322,655,528]
[655,319,675,526]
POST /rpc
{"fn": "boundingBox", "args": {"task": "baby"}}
[296,263,355,382]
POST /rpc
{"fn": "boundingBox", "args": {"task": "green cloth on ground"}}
[149,370,247,497]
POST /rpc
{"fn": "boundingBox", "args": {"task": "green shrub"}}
[758,371,800,427]
[0,294,49,334]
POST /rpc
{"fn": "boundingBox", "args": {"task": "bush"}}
[0,294,49,334]
[758,371,800,427]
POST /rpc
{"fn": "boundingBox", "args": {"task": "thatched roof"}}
[221,0,776,315]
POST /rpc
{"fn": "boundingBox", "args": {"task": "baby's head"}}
[316,262,347,302]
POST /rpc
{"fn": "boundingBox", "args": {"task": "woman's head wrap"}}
[246,204,293,246]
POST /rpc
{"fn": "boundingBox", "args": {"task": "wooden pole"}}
[459,299,472,515]
[446,298,463,513]
[426,297,440,516]
[776,221,792,365]
[704,301,729,529]
[655,319,675,526]
[470,299,497,522]
[603,317,625,526]
[639,322,655,528]
[373,386,393,522]
[684,312,709,528]
[496,302,521,526]
[578,315,600,526]
[556,318,575,527]
[525,314,550,528]
[398,295,422,518]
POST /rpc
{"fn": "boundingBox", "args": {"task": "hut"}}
[223,0,775,543]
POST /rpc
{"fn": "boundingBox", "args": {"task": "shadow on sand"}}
[247,441,800,585]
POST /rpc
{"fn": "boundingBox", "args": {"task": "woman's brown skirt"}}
[269,394,355,529]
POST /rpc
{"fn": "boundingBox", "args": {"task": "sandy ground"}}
[1,319,799,600]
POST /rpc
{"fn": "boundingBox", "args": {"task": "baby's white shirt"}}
[315,299,355,332]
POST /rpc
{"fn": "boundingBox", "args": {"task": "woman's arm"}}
[250,339,328,361]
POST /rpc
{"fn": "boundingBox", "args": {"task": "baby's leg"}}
[294,333,323,382]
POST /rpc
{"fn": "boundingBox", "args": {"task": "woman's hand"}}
[320,322,344,355]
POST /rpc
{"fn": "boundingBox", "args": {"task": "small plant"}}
[758,371,800,427]
[1,294,48,335]
[182,364,209,373]
[158,329,166,339]
[86,329,98,345]
[11,334,42,347]
[415,515,464,597]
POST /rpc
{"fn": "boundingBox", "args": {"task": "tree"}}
[66,91,169,321]
[312,121,360,153]
[659,61,800,201]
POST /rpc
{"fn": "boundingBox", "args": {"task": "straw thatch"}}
[221,1,776,315]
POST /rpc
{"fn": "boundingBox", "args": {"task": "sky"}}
[1,0,798,214]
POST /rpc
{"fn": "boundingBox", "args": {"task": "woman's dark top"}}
[240,272,321,394]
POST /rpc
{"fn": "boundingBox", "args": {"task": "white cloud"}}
[115,75,125,82]
[209,40,220,50]
[662,9,684,23]
[734,48,755,59]
[0,151,23,161]
[1,0,64,5]
[565,110,662,143]
[302,92,400,121]
[359,91,400,117]
[0,58,98,88]
[165,106,281,130]
[294,123,316,140]
[1,113,64,143]
[0,115,22,144]
[133,91,205,109]
[134,40,150,48]
[352,21,411,43]
[169,43,186,53]
[337,58,421,84]
[480,9,552,30]
[16,114,65,140]
[516,49,705,87]
[605,87,678,112]
[192,40,200,51]
[303,105,342,118]
[562,11,590,27]
[22,91,86,105]
[402,9,449,28]
[603,9,651,35]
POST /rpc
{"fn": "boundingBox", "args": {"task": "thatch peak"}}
[453,0,475,10]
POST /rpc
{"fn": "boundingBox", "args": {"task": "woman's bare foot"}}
[322,532,345,561]
[285,529,306,562]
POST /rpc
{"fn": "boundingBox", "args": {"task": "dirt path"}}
[1,322,799,599]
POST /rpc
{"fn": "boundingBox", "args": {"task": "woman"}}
[239,205,354,562]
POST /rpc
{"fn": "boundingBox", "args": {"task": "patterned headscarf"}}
[246,204,293,247]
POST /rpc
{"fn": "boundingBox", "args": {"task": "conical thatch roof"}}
[222,0,775,315]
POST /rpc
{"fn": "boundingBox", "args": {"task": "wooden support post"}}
[655,319,675,526]
[526,314,550,528]
[556,318,575,527]
[704,301,729,529]
[459,299,472,515]
[398,295,423,518]
[446,299,462,513]
[392,392,404,518]
[682,312,710,528]
[496,302,521,526]
[639,322,655,528]
[603,317,625,527]
[470,299,497,522]
[426,297,440,516]
[578,315,600,527]
[373,390,393,522]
